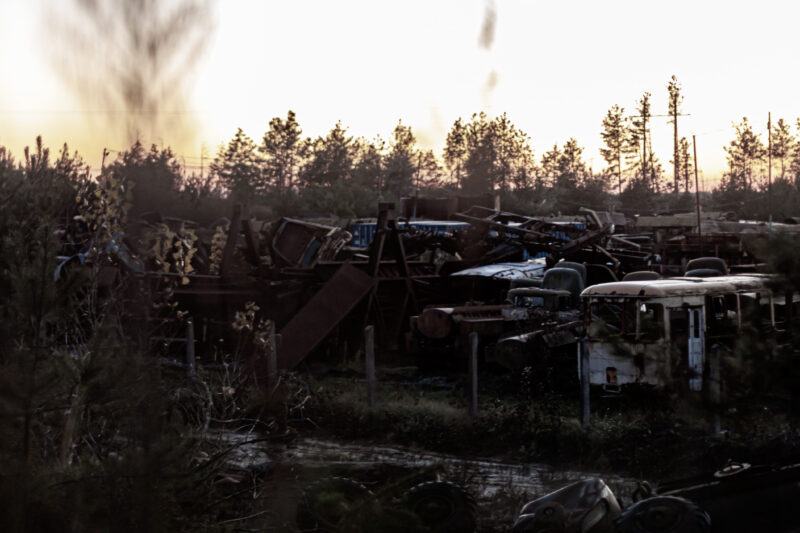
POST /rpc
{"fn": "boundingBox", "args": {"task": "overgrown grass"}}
[290,374,800,481]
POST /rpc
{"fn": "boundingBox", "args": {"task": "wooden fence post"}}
[709,343,721,436]
[186,317,196,375]
[469,332,479,418]
[580,337,590,428]
[365,325,376,407]
[267,320,277,394]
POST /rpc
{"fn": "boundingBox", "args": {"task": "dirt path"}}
[220,433,637,531]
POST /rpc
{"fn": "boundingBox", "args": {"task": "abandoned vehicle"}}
[580,273,789,391]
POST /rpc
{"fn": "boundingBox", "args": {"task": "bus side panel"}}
[588,340,671,388]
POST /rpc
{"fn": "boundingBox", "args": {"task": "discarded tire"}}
[403,481,476,533]
[296,477,373,532]
[616,496,710,533]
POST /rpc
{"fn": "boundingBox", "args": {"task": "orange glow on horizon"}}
[2,0,800,192]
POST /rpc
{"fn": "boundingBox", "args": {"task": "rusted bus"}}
[580,274,780,391]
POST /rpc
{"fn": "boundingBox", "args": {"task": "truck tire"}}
[296,477,373,532]
[615,496,710,533]
[403,481,476,533]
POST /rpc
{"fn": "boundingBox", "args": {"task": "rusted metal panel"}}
[277,262,374,369]
[271,218,352,268]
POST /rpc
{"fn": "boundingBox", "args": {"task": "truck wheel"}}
[616,496,710,533]
[403,481,476,533]
[296,477,373,532]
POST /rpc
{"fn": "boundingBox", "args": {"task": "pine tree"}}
[667,76,684,194]
[416,149,444,190]
[492,113,533,192]
[790,119,800,189]
[260,110,304,196]
[724,117,766,192]
[352,136,385,193]
[770,118,794,181]
[629,92,655,191]
[457,112,535,194]
[300,122,354,188]
[676,136,694,193]
[105,141,184,215]
[443,118,467,189]
[384,121,417,197]
[557,138,588,190]
[210,128,261,201]
[540,143,562,189]
[599,104,626,194]
[462,112,496,194]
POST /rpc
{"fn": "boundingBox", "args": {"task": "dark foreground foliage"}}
[0,138,276,532]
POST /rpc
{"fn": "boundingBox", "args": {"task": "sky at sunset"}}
[1,0,800,189]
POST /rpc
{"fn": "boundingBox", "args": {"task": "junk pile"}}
[512,459,800,532]
[60,197,787,378]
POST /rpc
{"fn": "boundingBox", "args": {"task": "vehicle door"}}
[687,306,704,391]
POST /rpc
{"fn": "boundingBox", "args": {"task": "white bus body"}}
[581,274,779,391]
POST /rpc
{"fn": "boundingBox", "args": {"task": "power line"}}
[0,109,211,115]
[627,114,692,119]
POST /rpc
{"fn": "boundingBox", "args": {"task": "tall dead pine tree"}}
[668,76,683,194]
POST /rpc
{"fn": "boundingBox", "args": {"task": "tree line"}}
[201,73,800,219]
[202,110,609,216]
[5,75,800,220]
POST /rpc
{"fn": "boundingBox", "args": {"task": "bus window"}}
[706,294,737,334]
[590,298,637,338]
[740,291,773,329]
[638,303,664,340]
[670,308,689,345]
[773,290,800,328]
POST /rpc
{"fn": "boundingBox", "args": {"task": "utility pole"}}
[673,111,679,194]
[101,148,108,172]
[768,112,773,229]
[693,135,703,255]
[628,112,691,191]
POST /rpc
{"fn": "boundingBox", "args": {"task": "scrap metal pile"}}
[70,198,784,378]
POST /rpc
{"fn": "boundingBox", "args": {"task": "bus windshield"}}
[589,298,663,340]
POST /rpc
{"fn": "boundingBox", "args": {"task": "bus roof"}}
[581,274,772,299]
